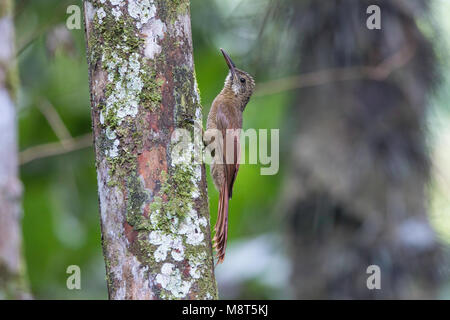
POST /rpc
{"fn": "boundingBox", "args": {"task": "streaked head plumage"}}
[220,48,255,108]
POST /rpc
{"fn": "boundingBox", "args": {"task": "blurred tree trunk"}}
[83,0,217,299]
[0,0,30,299]
[283,0,442,298]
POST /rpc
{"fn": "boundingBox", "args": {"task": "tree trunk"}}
[83,0,217,300]
[283,0,442,299]
[0,0,29,299]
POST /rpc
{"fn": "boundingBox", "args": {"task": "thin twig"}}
[20,133,92,166]
[254,42,416,97]
[37,99,73,147]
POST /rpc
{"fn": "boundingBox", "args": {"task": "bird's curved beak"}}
[220,48,236,76]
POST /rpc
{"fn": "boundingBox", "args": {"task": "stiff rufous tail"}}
[213,183,229,264]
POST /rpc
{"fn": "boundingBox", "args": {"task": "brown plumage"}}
[206,49,255,264]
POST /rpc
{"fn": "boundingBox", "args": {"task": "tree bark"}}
[283,0,442,299]
[0,0,29,299]
[83,0,217,299]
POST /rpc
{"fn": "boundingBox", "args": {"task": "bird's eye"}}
[240,78,246,83]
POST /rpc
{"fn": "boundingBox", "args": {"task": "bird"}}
[205,48,255,264]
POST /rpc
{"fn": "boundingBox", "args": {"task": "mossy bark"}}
[83,0,217,299]
[0,0,30,300]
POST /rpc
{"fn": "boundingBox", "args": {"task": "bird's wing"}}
[216,105,240,198]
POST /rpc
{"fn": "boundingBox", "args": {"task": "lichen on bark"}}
[84,0,217,299]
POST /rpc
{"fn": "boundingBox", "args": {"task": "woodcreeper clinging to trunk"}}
[206,49,255,264]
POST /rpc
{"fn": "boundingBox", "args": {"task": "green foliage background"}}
[13,0,450,299]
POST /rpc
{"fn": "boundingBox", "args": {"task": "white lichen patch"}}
[178,205,207,246]
[148,162,209,298]
[188,252,207,279]
[96,7,106,24]
[191,165,202,199]
[171,143,194,167]
[107,139,120,158]
[174,13,190,38]
[194,86,202,109]
[111,7,123,20]
[110,0,125,6]
[128,0,156,29]
[106,127,116,140]
[149,230,185,262]
[143,18,166,59]
[148,199,208,265]
[156,263,191,299]
[149,208,160,227]
[101,50,144,130]
[171,147,202,199]
[191,186,200,199]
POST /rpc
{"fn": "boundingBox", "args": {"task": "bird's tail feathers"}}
[213,183,229,265]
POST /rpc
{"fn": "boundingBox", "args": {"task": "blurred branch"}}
[19,133,92,166]
[37,99,73,146]
[254,42,416,97]
[19,98,92,165]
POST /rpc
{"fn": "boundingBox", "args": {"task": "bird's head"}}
[221,48,255,110]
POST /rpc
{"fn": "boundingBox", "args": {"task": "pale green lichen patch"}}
[101,51,142,128]
[128,0,156,29]
[89,2,162,172]
[128,157,213,299]
[147,143,213,299]
[142,18,166,59]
